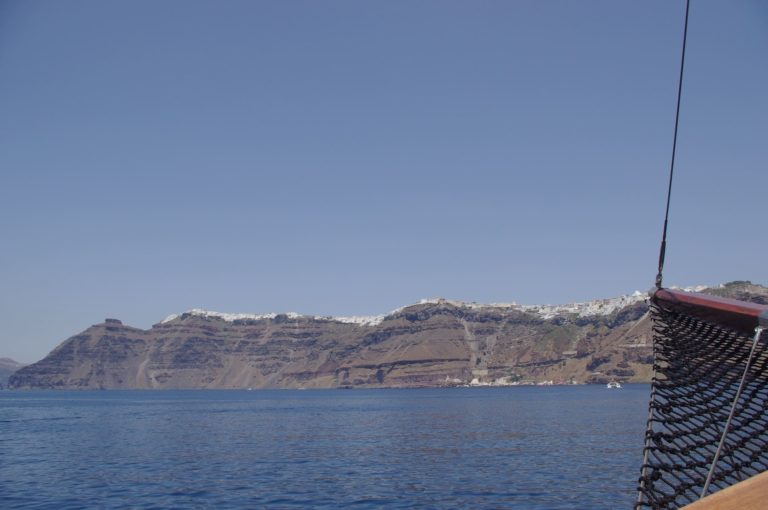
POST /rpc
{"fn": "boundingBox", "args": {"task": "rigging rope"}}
[700,325,766,498]
[639,3,768,507]
[655,0,691,290]
[636,295,768,509]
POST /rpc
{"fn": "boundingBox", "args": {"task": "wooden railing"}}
[653,288,768,335]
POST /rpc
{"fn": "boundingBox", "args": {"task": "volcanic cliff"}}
[0,358,25,389]
[10,281,767,390]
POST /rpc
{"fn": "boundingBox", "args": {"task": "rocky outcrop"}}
[0,358,25,389]
[10,282,768,389]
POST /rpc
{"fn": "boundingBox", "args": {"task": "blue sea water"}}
[0,386,649,509]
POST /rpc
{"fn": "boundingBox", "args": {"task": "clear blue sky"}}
[1,0,766,363]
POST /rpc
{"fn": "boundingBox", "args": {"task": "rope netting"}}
[636,292,768,509]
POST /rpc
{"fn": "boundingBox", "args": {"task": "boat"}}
[635,1,768,507]
[606,381,621,389]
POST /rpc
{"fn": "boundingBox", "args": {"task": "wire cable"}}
[700,326,765,498]
[655,0,691,290]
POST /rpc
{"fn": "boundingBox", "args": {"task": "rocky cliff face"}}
[0,358,25,389]
[10,282,768,389]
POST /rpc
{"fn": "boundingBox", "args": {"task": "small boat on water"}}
[606,381,621,389]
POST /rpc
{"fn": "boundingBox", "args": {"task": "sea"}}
[0,385,649,509]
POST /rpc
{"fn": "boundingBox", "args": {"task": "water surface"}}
[0,386,648,509]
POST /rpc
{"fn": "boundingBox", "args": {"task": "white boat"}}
[606,381,621,389]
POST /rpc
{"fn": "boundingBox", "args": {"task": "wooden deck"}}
[681,471,768,510]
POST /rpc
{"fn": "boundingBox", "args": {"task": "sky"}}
[1,0,766,364]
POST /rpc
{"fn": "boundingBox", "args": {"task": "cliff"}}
[0,358,25,389]
[10,282,768,389]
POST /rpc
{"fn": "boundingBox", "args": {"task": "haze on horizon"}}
[1,0,766,364]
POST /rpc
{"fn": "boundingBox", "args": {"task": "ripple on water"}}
[0,386,649,509]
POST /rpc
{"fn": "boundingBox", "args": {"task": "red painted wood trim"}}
[653,288,768,334]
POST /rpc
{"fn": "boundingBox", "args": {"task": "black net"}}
[636,300,768,509]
